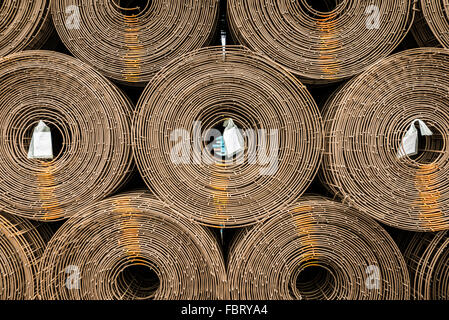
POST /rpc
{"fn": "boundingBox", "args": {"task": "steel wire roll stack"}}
[420,0,449,48]
[401,231,449,300]
[0,50,133,221]
[410,1,440,48]
[133,46,323,228]
[0,0,52,57]
[227,197,410,300]
[321,48,449,232]
[51,0,219,84]
[38,191,228,300]
[227,0,415,83]
[0,213,51,300]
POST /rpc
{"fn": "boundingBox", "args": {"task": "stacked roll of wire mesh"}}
[51,0,219,84]
[400,231,449,300]
[132,46,323,228]
[38,191,228,300]
[419,0,449,48]
[321,48,449,232]
[0,0,52,57]
[0,50,134,221]
[0,212,51,299]
[227,0,415,83]
[410,1,441,47]
[1,0,449,302]
[227,197,410,300]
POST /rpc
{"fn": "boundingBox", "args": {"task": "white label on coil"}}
[397,119,433,159]
[28,120,54,159]
[223,119,244,157]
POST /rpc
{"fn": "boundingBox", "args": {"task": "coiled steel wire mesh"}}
[227,0,415,83]
[400,231,449,300]
[321,47,449,232]
[227,197,410,300]
[0,50,134,221]
[0,0,52,57]
[420,0,449,48]
[0,212,51,300]
[51,0,219,84]
[133,46,323,228]
[38,191,228,300]
[411,1,441,47]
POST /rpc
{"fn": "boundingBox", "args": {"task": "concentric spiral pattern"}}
[421,0,449,47]
[321,48,449,232]
[0,0,52,57]
[401,231,449,300]
[0,50,133,221]
[227,0,415,82]
[0,212,51,299]
[39,191,228,300]
[227,197,410,300]
[51,0,219,84]
[133,46,323,228]
[411,2,440,47]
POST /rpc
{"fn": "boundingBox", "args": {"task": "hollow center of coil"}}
[208,118,245,160]
[116,264,160,299]
[294,265,336,300]
[409,123,444,164]
[112,0,151,15]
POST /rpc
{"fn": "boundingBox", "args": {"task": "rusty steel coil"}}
[420,0,449,48]
[38,191,228,300]
[400,231,449,300]
[227,0,415,83]
[0,0,52,57]
[51,0,219,84]
[227,197,410,300]
[133,46,323,228]
[321,47,449,232]
[0,50,134,221]
[411,2,441,47]
[0,212,52,300]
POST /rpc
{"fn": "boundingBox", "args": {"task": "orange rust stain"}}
[292,206,319,262]
[123,15,144,82]
[414,163,447,230]
[37,164,63,221]
[316,14,340,78]
[210,162,230,228]
[114,197,143,258]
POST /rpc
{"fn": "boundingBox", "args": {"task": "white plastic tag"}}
[28,120,53,159]
[221,30,226,59]
[397,119,432,159]
[223,119,244,157]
